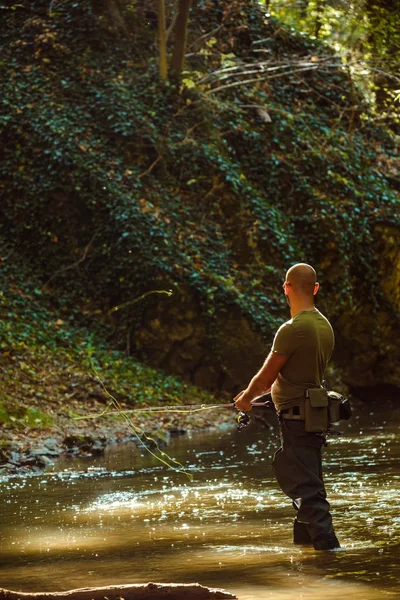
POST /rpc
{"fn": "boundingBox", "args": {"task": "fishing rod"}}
[107,401,270,413]
[94,400,273,432]
[78,400,272,431]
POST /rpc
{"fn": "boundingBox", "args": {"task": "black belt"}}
[281,406,301,416]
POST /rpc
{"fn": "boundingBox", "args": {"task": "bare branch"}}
[200,63,295,85]
[319,106,349,153]
[174,120,207,145]
[201,57,333,83]
[206,65,319,95]
[201,51,400,94]
[166,10,178,41]
[42,233,97,291]
[108,289,173,316]
[138,155,162,179]
[188,25,222,50]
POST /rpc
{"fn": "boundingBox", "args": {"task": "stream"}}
[1,403,399,599]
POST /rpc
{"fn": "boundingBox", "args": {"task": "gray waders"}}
[272,418,337,547]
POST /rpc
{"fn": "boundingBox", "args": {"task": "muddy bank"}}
[0,585,236,600]
[0,398,236,476]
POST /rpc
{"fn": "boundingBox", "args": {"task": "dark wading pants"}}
[272,418,335,541]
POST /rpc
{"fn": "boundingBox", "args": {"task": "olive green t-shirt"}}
[271,308,334,411]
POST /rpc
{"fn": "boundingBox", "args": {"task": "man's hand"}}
[234,390,254,412]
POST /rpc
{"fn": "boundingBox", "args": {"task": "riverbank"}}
[1,240,238,478]
[0,393,236,477]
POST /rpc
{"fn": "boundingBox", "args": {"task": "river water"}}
[0,403,399,599]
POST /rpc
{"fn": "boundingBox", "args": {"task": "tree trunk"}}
[158,0,168,80]
[90,0,127,34]
[314,0,324,38]
[170,0,192,75]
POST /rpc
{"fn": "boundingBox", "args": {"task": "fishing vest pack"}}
[304,388,352,433]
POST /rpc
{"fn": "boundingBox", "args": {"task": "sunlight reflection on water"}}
[0,405,399,599]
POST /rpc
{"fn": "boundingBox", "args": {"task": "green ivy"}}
[0,0,399,390]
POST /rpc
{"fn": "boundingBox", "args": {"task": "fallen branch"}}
[0,583,236,600]
[206,65,319,94]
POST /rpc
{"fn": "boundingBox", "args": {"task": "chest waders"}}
[272,415,340,550]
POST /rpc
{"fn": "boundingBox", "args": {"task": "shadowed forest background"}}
[0,0,399,435]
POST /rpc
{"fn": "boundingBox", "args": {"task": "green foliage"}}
[0,405,11,426]
[0,399,54,427]
[0,237,214,430]
[266,0,400,119]
[0,0,399,392]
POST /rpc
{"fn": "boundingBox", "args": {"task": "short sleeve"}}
[271,322,298,358]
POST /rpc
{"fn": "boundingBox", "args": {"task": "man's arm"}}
[234,351,288,411]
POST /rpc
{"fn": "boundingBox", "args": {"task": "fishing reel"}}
[236,398,274,431]
[237,411,251,432]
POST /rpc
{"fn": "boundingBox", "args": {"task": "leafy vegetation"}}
[265,0,400,123]
[0,0,399,406]
[0,237,214,431]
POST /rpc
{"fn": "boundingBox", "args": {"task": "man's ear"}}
[313,282,319,296]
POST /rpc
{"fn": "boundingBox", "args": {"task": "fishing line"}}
[85,363,195,481]
[77,401,268,417]
[77,353,268,479]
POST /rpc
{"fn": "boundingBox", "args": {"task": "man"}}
[234,263,340,551]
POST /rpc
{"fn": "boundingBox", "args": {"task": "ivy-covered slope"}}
[0,236,214,428]
[1,0,399,394]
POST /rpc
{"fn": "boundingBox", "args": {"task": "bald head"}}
[286,263,317,297]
